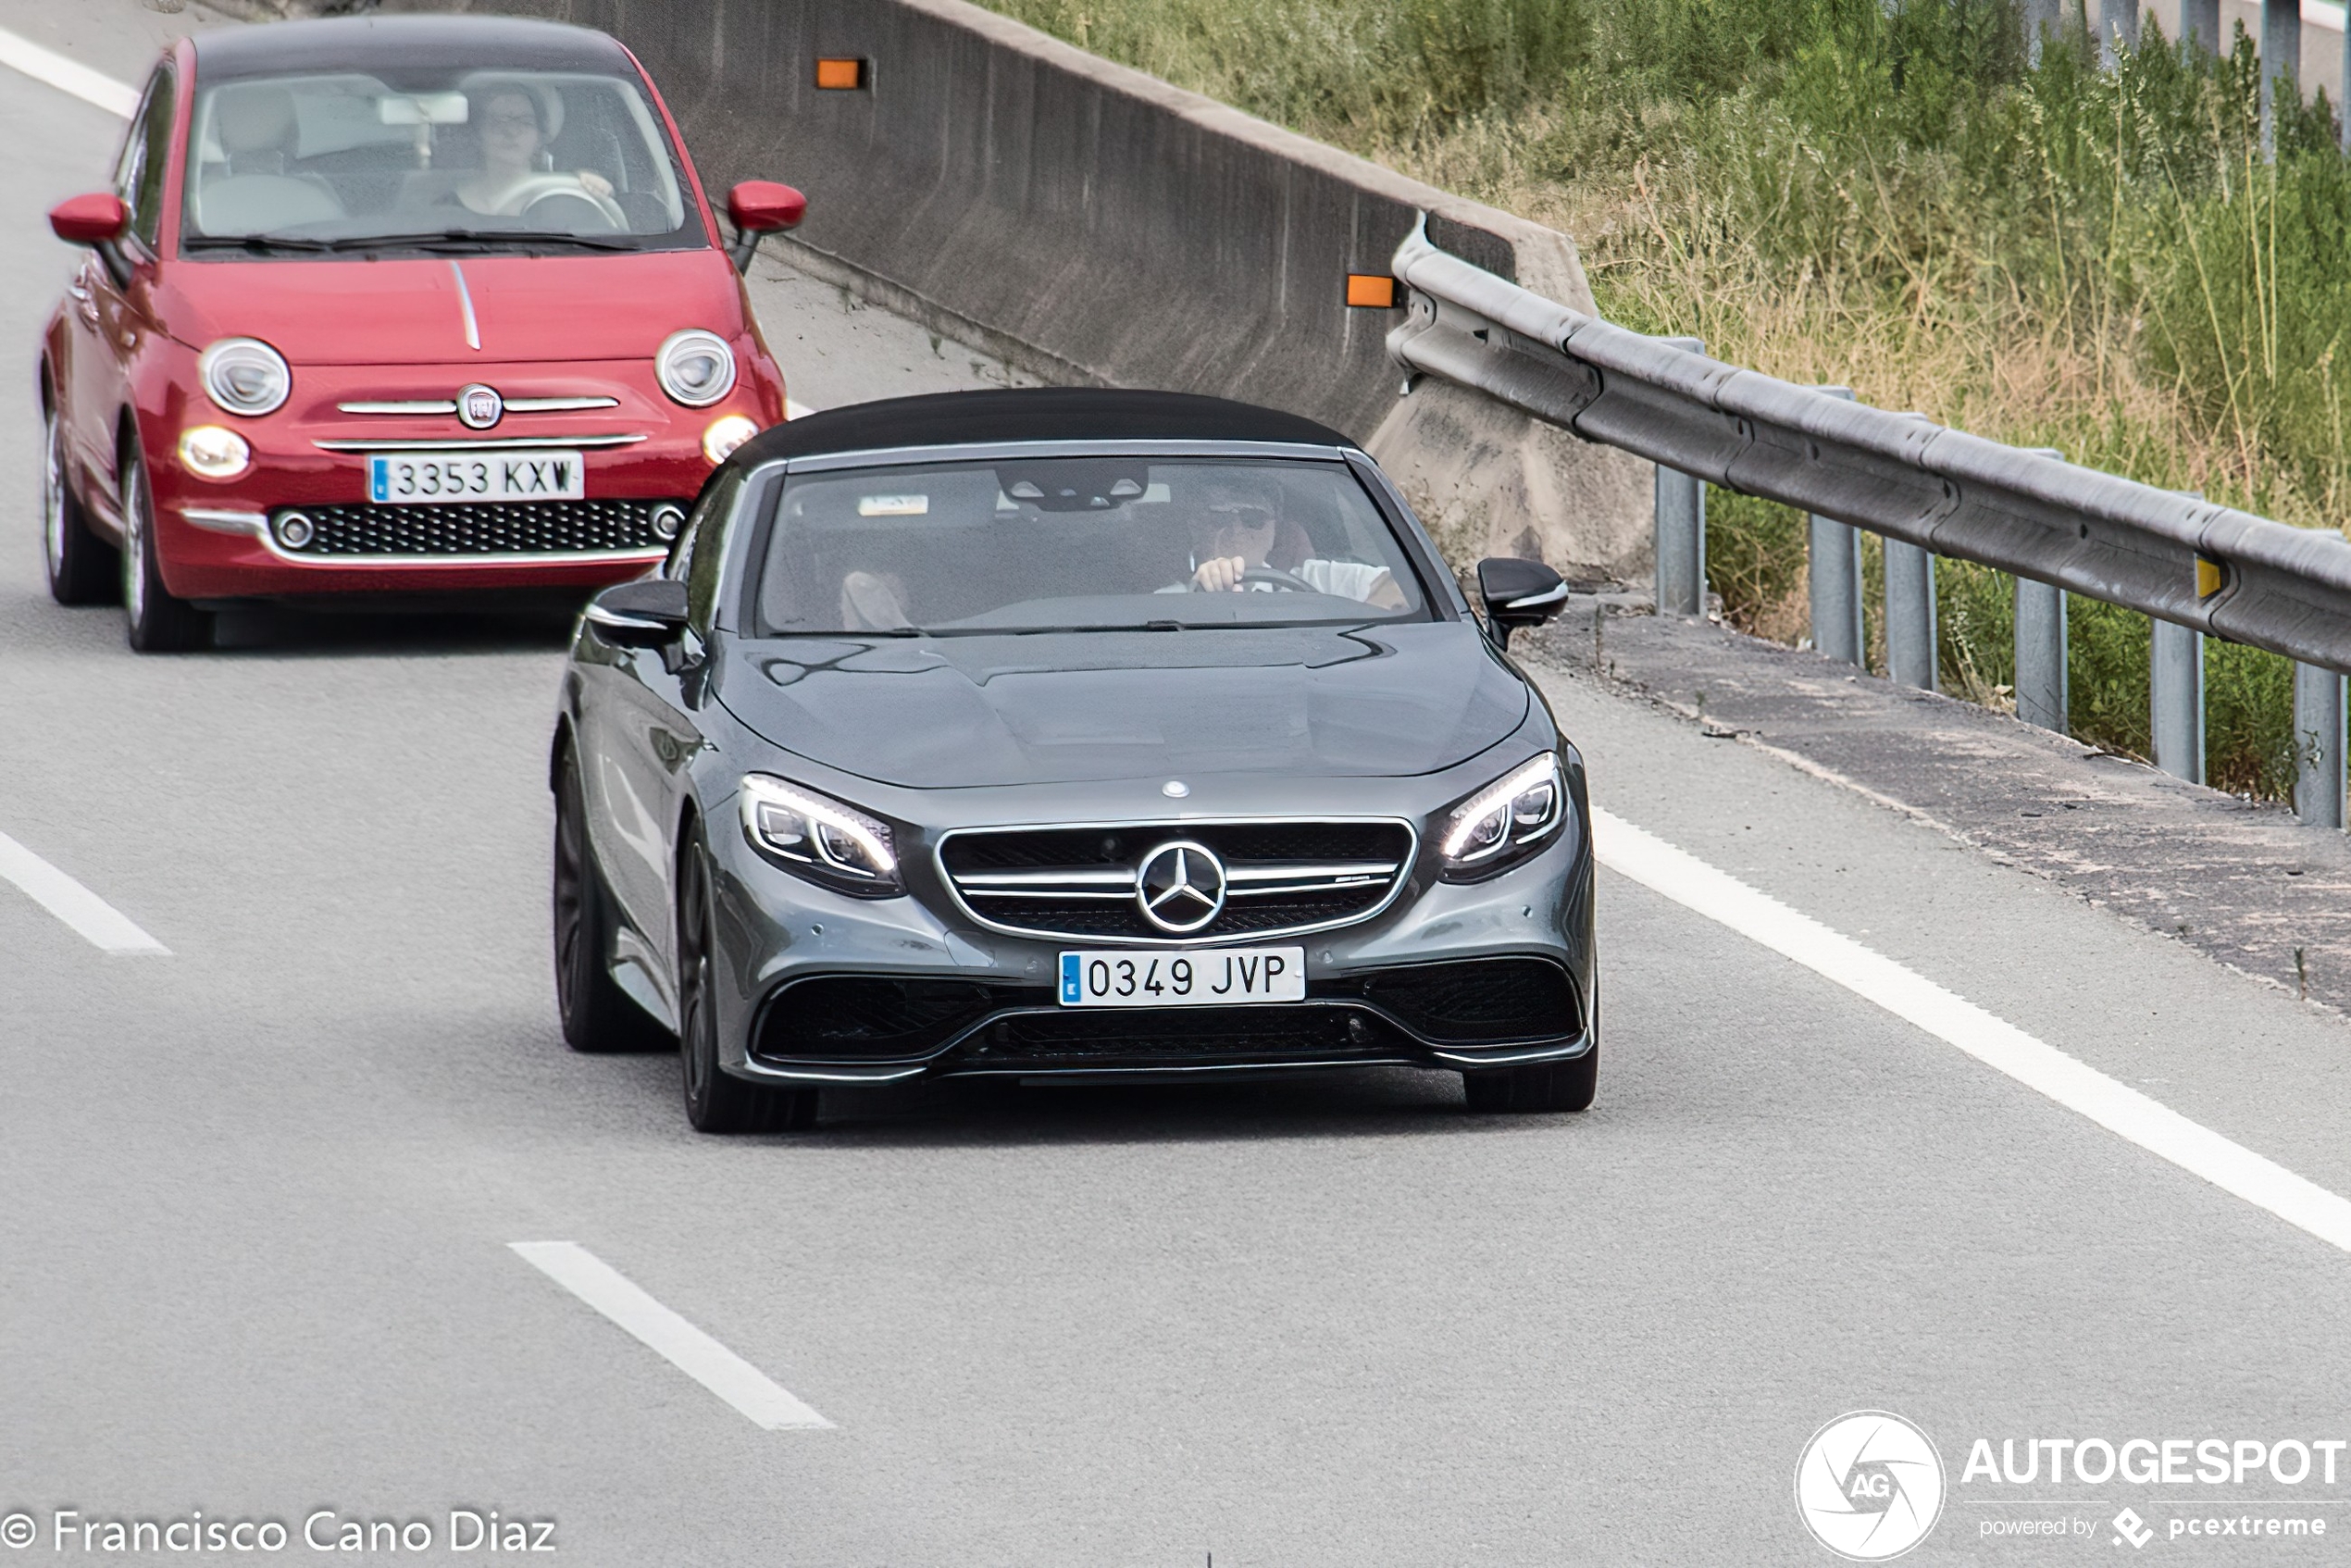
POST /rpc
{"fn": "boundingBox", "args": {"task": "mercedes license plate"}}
[1058,947,1305,1007]
[367,449,585,504]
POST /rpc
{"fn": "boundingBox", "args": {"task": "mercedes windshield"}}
[753,455,1438,636]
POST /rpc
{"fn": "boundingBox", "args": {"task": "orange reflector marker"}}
[815,57,868,90]
[1346,273,1399,309]
[2196,556,2225,598]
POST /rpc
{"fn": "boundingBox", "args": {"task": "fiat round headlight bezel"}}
[197,337,292,418]
[655,329,739,408]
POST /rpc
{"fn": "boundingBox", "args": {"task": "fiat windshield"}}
[178,68,702,255]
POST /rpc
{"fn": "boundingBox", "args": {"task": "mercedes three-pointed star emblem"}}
[1135,840,1227,934]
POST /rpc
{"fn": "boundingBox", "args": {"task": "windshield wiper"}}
[314,228,639,254]
[183,233,336,253]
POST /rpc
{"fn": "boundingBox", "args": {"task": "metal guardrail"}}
[1384,218,2351,825]
[1385,219,2351,672]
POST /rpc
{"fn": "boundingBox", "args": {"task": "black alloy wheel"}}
[678,837,818,1135]
[554,745,671,1053]
[44,399,116,605]
[118,444,211,653]
[1462,1043,1599,1113]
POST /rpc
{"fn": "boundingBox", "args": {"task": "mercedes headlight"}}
[1439,753,1565,878]
[197,337,291,417]
[656,329,738,407]
[739,774,902,895]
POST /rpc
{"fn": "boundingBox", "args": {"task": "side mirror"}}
[585,578,690,646]
[49,193,128,247]
[726,180,807,272]
[1475,556,1569,650]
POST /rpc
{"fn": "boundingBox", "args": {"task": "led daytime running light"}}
[1441,753,1562,861]
[739,774,897,881]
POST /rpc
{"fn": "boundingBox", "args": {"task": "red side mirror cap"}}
[49,193,129,246]
[727,180,806,234]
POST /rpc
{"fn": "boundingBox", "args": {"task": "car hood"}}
[160,249,741,366]
[716,623,1531,789]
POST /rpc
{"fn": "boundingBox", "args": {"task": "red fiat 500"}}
[39,14,805,651]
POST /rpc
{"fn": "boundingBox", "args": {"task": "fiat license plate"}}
[367,449,585,504]
[1058,947,1305,1007]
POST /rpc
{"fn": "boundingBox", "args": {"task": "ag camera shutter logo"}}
[1795,1410,1946,1561]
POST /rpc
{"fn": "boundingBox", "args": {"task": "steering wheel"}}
[1238,566,1316,591]
[500,174,627,232]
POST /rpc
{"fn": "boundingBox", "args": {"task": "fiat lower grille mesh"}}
[938,819,1414,943]
[271,500,684,556]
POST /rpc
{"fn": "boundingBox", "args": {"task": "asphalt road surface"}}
[6,8,2351,1565]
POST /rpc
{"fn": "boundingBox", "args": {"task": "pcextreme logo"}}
[1796,1410,1947,1561]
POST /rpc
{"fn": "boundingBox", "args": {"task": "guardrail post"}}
[2261,0,2301,152]
[1653,336,1706,617]
[2022,0,2060,64]
[2295,663,2347,828]
[2182,0,2220,48]
[1884,541,1938,691]
[2149,618,2206,784]
[2014,579,2068,732]
[2098,0,2137,66]
[1806,387,1862,665]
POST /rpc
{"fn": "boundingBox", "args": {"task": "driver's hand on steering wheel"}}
[1192,554,1250,592]
[578,171,616,199]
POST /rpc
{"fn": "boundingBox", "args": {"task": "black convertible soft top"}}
[728,389,1357,469]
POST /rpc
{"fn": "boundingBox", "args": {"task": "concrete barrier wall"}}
[389,0,1650,579]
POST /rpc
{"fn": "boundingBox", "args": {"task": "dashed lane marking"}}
[510,1241,832,1430]
[1595,805,2351,1257]
[0,828,168,954]
[0,23,137,118]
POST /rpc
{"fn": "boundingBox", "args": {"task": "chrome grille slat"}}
[938,819,1416,946]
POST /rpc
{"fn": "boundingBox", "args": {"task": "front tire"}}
[118,445,210,653]
[44,399,116,605]
[678,838,817,1135]
[1463,1043,1598,1113]
[554,744,671,1053]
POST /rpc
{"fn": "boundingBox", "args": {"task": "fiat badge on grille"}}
[456,383,504,430]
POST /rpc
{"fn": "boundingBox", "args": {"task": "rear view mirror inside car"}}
[378,92,469,125]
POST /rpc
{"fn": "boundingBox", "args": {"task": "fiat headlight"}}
[1439,753,1565,878]
[177,425,251,480]
[197,338,291,417]
[703,414,759,465]
[656,329,738,407]
[740,774,902,895]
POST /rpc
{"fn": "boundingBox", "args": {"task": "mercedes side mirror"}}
[726,180,807,272]
[585,579,690,646]
[49,193,128,247]
[1476,557,1569,651]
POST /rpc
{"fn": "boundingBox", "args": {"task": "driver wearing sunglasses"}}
[1187,482,1405,607]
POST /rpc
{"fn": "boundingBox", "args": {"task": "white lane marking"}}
[0,828,168,954]
[786,398,815,419]
[509,1241,832,1430]
[1593,805,2351,1256]
[0,24,137,118]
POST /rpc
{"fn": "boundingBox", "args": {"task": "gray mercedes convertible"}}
[551,389,1597,1132]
